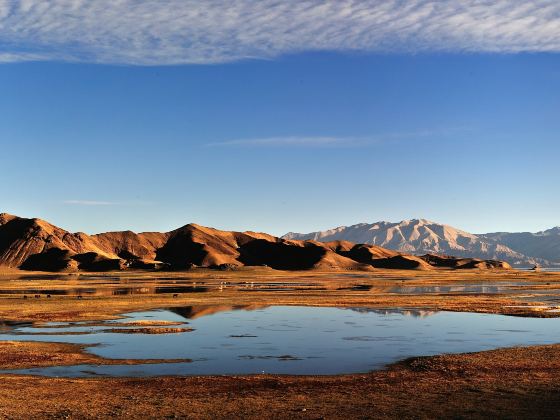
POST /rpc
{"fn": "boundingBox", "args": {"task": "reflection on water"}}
[0,321,33,333]
[337,284,373,291]
[169,305,267,320]
[386,284,536,295]
[2,305,560,377]
[350,307,438,318]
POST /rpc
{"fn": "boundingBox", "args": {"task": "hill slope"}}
[0,213,116,271]
[0,213,372,272]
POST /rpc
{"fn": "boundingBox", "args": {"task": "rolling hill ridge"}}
[0,213,510,272]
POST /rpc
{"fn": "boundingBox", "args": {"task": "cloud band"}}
[1,1,559,65]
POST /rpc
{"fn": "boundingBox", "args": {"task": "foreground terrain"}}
[1,268,560,418]
[1,344,560,418]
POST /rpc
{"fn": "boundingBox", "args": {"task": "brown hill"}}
[321,241,433,270]
[0,213,115,271]
[420,254,512,270]
[370,255,433,270]
[156,225,371,271]
[325,242,399,263]
[93,231,169,262]
[0,213,511,272]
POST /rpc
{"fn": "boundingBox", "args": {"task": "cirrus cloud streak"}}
[63,200,118,206]
[206,136,367,147]
[207,127,469,148]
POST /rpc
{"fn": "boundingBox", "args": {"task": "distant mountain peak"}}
[284,219,559,267]
[403,218,433,224]
[541,226,560,235]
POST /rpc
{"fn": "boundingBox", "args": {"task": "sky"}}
[1,0,560,236]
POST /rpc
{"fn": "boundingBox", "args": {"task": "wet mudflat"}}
[0,277,553,294]
[2,305,560,377]
[3,268,560,324]
[0,275,323,297]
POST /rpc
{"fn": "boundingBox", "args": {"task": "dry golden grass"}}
[0,341,104,369]
[0,341,191,369]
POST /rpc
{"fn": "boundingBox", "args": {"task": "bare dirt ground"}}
[1,268,560,418]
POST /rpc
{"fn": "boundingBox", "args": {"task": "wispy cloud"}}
[63,200,117,206]
[0,52,53,63]
[207,136,369,147]
[0,1,559,65]
[207,127,470,148]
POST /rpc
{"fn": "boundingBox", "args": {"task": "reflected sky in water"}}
[2,305,560,377]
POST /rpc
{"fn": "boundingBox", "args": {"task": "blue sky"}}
[1,1,559,235]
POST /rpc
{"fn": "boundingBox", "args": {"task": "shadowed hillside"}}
[0,213,510,272]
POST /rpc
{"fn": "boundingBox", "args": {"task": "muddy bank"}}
[0,341,191,370]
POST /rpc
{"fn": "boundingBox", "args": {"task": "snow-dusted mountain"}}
[283,219,557,267]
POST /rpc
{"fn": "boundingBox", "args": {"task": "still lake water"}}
[2,305,560,377]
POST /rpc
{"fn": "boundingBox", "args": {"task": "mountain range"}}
[0,213,510,272]
[283,219,560,267]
